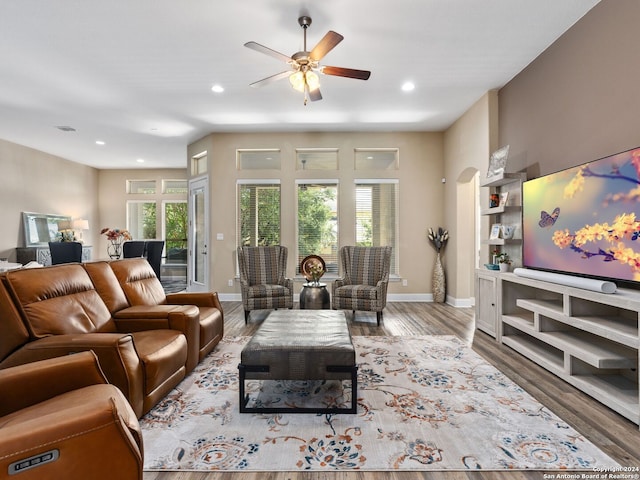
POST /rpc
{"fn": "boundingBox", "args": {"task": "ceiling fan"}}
[245,16,371,104]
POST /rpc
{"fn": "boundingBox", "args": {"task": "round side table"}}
[299,282,330,309]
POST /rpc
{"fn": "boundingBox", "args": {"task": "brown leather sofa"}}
[0,351,143,480]
[0,263,188,418]
[87,258,224,372]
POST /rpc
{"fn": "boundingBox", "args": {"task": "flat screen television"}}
[522,146,640,288]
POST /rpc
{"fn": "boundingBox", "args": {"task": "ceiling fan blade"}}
[322,66,371,80]
[310,31,344,61]
[249,71,292,88]
[244,41,292,63]
[308,87,322,102]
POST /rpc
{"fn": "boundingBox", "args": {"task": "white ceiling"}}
[0,0,599,169]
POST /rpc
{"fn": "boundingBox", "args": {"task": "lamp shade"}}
[73,219,89,230]
[57,220,72,231]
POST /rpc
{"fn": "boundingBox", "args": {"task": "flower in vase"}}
[101,227,132,259]
[308,263,325,284]
[100,228,132,241]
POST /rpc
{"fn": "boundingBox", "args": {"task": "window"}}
[162,180,188,194]
[127,201,157,239]
[237,181,281,247]
[297,180,338,273]
[355,180,399,274]
[163,201,187,264]
[296,148,338,170]
[354,148,399,170]
[127,180,156,194]
[237,149,281,170]
[191,151,207,176]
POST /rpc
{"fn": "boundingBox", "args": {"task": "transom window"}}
[354,148,399,170]
[237,149,281,170]
[127,180,156,194]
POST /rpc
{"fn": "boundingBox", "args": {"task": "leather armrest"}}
[113,304,198,325]
[0,333,144,417]
[0,388,143,480]
[0,351,106,417]
[166,291,223,312]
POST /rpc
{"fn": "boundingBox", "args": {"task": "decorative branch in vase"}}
[427,227,449,303]
[101,227,132,260]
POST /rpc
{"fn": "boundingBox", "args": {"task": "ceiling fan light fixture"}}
[289,71,305,92]
[305,71,320,91]
[246,15,370,101]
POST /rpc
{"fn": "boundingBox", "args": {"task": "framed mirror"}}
[22,212,72,247]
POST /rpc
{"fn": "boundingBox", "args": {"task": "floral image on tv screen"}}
[523,146,640,285]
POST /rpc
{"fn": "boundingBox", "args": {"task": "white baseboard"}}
[219,293,242,301]
[446,295,474,308]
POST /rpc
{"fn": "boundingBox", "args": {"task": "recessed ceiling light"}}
[211,84,224,93]
[401,82,415,92]
[96,140,105,145]
[136,158,145,163]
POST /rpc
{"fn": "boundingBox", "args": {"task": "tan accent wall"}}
[443,91,498,303]
[188,131,444,298]
[499,0,640,176]
[0,138,99,261]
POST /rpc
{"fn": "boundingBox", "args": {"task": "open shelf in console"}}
[498,272,640,426]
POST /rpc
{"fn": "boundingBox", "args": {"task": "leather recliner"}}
[92,258,224,372]
[0,351,143,480]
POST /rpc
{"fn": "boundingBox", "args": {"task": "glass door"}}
[188,176,209,292]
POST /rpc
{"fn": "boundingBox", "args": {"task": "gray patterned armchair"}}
[332,246,392,325]
[237,246,293,323]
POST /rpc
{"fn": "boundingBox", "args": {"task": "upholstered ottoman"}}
[238,310,357,413]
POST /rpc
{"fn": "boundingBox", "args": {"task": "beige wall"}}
[188,131,445,299]
[97,168,187,258]
[443,91,498,304]
[0,138,99,261]
[499,0,640,176]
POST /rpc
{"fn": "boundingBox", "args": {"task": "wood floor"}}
[143,302,640,480]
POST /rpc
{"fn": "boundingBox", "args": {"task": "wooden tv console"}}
[476,270,639,426]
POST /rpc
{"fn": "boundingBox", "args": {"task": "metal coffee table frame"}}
[238,310,358,414]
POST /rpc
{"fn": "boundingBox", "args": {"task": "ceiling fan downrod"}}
[298,16,312,52]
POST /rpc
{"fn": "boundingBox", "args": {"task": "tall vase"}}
[432,251,446,303]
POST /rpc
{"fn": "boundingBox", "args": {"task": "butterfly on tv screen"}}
[539,207,560,228]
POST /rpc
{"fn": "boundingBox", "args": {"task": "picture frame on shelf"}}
[489,193,499,208]
[499,191,509,207]
[486,145,510,178]
[490,223,502,240]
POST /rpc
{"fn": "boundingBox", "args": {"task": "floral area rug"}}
[141,335,618,471]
